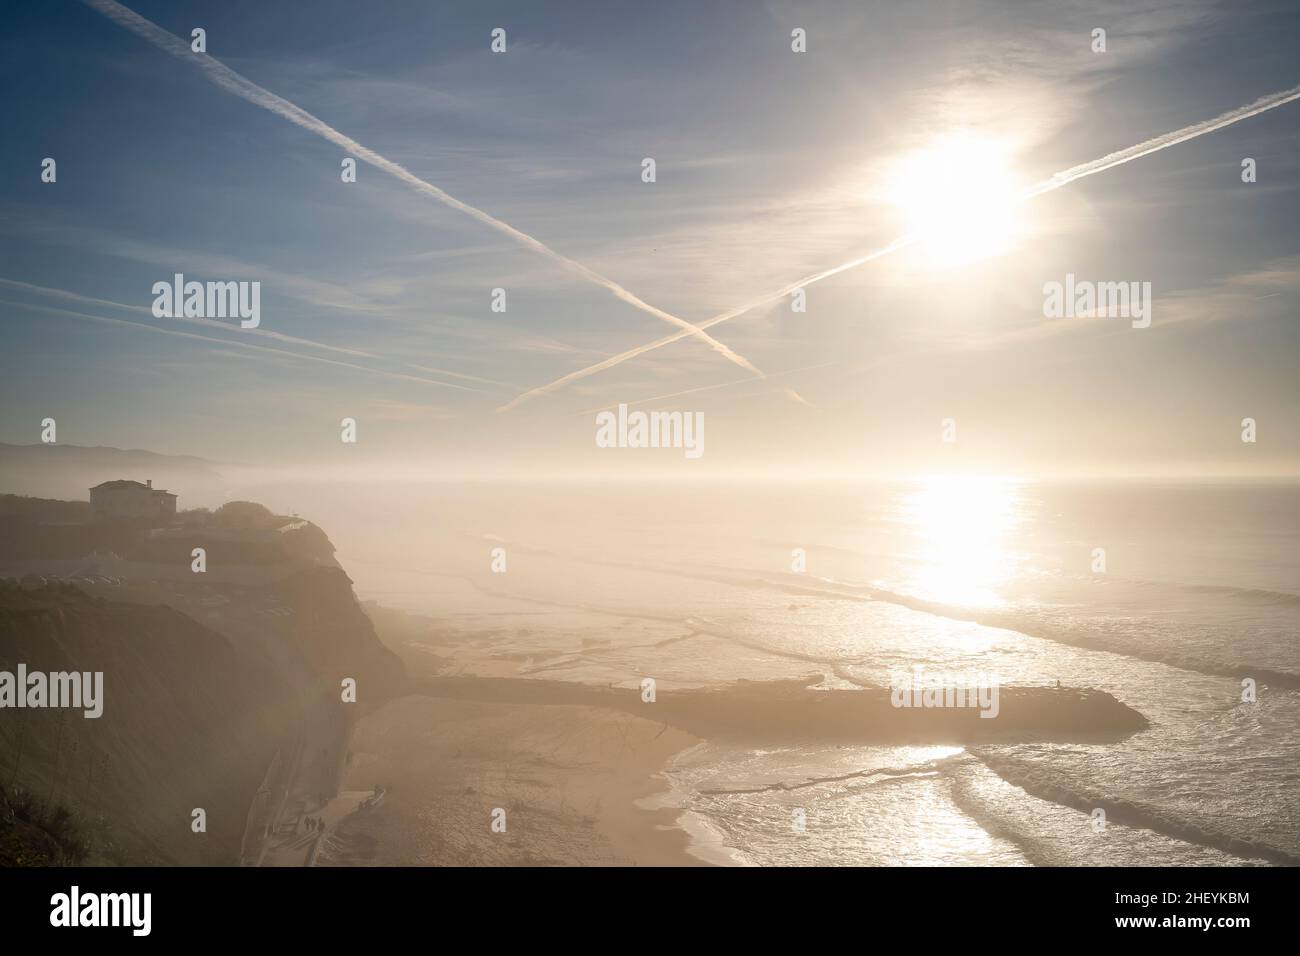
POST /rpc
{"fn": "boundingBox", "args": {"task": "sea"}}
[246,477,1300,866]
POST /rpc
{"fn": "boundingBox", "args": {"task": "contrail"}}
[5,299,481,392]
[82,0,774,389]
[497,237,914,411]
[0,277,383,360]
[1023,81,1300,199]
[501,82,1300,411]
[0,277,513,389]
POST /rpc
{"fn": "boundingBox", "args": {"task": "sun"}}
[886,134,1024,266]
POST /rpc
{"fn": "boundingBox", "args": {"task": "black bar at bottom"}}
[0,865,1281,942]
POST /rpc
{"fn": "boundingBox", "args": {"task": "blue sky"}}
[2,0,1299,478]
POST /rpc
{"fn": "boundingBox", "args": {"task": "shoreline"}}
[319,693,708,867]
[590,738,711,867]
[641,743,752,867]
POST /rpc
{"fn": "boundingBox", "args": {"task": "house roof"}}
[90,479,176,497]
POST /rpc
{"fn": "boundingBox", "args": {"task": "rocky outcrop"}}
[412,674,1148,743]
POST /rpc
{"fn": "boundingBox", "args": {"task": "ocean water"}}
[245,477,1300,866]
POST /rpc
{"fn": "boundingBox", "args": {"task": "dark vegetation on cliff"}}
[0,495,336,567]
[0,783,88,866]
[0,495,406,865]
[0,582,282,864]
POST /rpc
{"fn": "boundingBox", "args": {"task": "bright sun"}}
[887,134,1024,266]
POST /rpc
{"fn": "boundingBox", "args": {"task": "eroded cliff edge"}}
[0,496,405,865]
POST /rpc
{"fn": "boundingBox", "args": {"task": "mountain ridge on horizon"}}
[0,442,234,506]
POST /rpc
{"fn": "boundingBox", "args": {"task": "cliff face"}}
[269,567,408,703]
[0,584,278,864]
[0,501,406,866]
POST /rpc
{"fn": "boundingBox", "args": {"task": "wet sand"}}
[317,694,705,866]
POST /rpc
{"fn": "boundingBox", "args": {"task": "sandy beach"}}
[317,694,705,867]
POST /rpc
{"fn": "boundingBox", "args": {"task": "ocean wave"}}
[968,750,1297,865]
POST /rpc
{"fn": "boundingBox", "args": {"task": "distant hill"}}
[0,443,230,506]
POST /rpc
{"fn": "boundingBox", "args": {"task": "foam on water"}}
[248,478,1300,865]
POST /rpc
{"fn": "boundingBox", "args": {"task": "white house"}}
[89,479,178,520]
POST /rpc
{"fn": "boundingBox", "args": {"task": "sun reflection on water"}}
[895,476,1026,607]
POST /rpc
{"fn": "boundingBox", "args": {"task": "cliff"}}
[0,583,278,864]
[0,501,406,866]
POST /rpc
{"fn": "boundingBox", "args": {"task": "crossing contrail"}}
[499,81,1300,411]
[82,0,777,390]
[497,237,916,412]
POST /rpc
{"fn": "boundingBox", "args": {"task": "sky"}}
[1,0,1298,479]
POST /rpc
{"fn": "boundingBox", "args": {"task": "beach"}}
[318,693,704,867]
[286,479,1300,867]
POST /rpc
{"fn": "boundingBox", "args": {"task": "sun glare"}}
[897,476,1026,607]
[887,134,1024,266]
